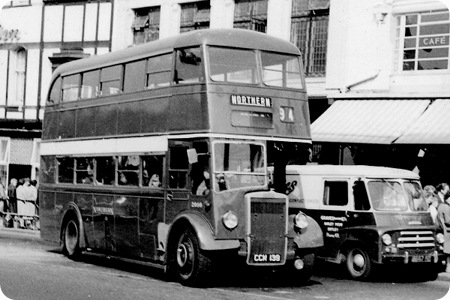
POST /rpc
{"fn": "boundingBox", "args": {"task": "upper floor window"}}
[180,1,210,33]
[396,10,450,72]
[132,6,160,45]
[8,47,27,108]
[234,0,267,33]
[290,0,329,77]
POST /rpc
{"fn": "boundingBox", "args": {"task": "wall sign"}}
[0,25,21,42]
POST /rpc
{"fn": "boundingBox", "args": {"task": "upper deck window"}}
[62,74,80,102]
[81,70,100,99]
[208,47,259,84]
[100,65,122,96]
[174,47,204,84]
[261,52,304,89]
[146,54,172,89]
[48,77,61,104]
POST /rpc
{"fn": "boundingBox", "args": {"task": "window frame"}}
[395,10,450,73]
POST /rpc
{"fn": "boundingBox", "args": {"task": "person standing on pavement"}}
[8,178,17,213]
[436,183,449,203]
[437,192,450,272]
[0,180,7,213]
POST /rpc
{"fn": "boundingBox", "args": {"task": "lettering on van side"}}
[320,215,347,239]
[230,95,272,108]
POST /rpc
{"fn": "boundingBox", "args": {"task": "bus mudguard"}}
[290,215,324,249]
[168,212,240,251]
[60,203,87,249]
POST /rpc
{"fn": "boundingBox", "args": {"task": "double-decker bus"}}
[39,29,323,285]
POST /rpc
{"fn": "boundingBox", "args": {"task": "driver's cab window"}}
[188,141,210,196]
[169,146,189,189]
[323,181,348,206]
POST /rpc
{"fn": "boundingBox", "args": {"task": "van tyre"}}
[169,228,211,286]
[297,253,315,283]
[63,218,81,259]
[346,247,372,280]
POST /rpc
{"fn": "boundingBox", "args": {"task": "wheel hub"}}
[353,253,365,269]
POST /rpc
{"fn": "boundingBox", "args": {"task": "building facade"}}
[312,0,450,185]
[0,0,113,184]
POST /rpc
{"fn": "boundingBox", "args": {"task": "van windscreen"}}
[368,180,408,211]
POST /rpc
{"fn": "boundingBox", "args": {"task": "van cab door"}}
[320,179,351,259]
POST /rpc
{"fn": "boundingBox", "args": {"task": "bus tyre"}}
[63,218,81,259]
[346,247,372,280]
[170,228,211,286]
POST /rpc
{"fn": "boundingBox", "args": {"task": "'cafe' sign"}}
[0,25,20,42]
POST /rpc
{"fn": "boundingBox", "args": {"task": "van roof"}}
[286,165,420,179]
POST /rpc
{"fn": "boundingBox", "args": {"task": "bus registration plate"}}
[253,253,282,263]
[411,255,432,263]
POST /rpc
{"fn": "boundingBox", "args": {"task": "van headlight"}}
[294,212,308,229]
[222,211,238,230]
[382,233,392,246]
[437,233,445,244]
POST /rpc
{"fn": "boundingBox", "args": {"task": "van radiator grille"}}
[247,198,287,265]
[397,230,435,249]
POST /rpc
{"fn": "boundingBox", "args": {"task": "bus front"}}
[199,35,323,278]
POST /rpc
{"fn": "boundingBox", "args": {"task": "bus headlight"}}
[222,211,238,230]
[294,212,308,229]
[382,233,392,246]
[437,233,445,244]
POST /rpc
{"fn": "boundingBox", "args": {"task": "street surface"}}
[0,236,449,300]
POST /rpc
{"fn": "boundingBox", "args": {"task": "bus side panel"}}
[42,111,59,140]
[95,104,118,137]
[168,88,208,132]
[59,110,76,139]
[76,107,97,137]
[114,195,140,257]
[118,102,143,135]
[39,191,59,243]
[141,97,170,133]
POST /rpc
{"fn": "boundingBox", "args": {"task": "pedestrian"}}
[437,192,450,272]
[436,183,449,203]
[423,185,439,224]
[0,180,7,214]
[8,178,17,214]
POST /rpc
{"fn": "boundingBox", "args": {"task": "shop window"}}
[290,0,329,77]
[234,0,267,33]
[180,1,210,33]
[146,54,172,89]
[396,10,450,71]
[8,47,26,108]
[323,181,348,206]
[132,6,160,45]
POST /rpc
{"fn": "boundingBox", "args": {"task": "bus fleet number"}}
[280,107,294,123]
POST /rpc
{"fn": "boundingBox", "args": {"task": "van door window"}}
[323,181,348,206]
[353,181,370,210]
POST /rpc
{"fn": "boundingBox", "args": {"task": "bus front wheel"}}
[63,218,81,259]
[170,228,211,286]
[346,247,372,280]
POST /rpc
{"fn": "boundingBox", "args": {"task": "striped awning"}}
[311,99,431,144]
[395,99,450,144]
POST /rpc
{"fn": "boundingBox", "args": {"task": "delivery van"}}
[281,165,444,280]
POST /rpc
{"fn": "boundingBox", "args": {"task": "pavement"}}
[1,225,450,282]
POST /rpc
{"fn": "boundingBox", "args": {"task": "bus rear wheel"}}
[170,228,211,286]
[346,247,372,280]
[63,218,81,259]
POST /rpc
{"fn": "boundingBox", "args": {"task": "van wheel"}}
[296,253,315,283]
[346,247,372,280]
[169,228,211,286]
[63,218,81,259]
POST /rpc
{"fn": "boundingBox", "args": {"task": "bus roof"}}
[52,29,301,78]
[286,165,420,180]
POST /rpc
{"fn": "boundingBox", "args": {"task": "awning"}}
[395,99,450,144]
[311,99,431,144]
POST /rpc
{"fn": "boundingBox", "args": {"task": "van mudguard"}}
[290,215,324,249]
[169,212,240,251]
